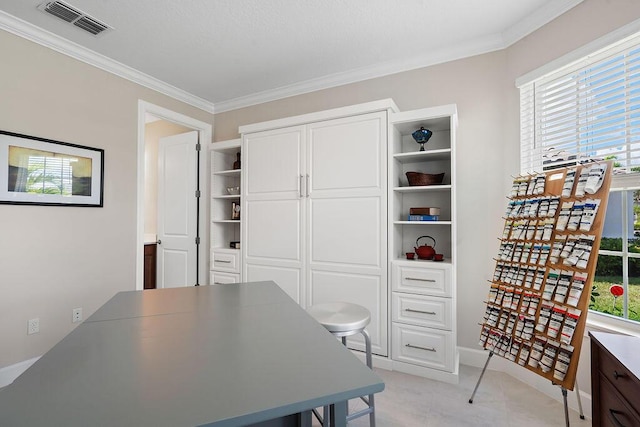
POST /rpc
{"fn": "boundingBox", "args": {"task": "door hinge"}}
[196,143,201,151]
[195,190,201,198]
[195,236,200,245]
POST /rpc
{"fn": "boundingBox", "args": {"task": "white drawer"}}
[392,293,452,330]
[392,263,451,297]
[210,249,240,273]
[392,323,454,372]
[210,271,240,285]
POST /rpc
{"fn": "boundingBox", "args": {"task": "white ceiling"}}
[0,0,583,112]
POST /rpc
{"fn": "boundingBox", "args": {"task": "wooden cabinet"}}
[240,101,394,356]
[388,105,458,383]
[143,243,157,289]
[590,332,640,427]
[210,139,242,284]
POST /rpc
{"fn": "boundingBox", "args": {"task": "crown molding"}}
[1,1,583,115]
[214,1,583,113]
[0,10,216,114]
[214,33,505,113]
[502,0,584,46]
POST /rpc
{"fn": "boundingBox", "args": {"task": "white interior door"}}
[157,131,198,288]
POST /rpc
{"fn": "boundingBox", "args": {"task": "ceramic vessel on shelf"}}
[411,127,433,151]
[414,235,436,260]
[226,186,240,195]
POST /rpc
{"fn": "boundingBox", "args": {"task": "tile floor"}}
[314,364,588,426]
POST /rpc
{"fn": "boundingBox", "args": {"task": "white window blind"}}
[520,33,640,175]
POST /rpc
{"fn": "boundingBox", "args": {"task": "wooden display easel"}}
[469,161,613,426]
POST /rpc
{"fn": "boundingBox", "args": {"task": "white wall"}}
[0,29,214,369]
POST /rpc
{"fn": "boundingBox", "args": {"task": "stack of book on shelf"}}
[408,207,440,221]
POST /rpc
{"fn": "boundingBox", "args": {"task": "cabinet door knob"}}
[613,370,627,380]
[156,239,162,245]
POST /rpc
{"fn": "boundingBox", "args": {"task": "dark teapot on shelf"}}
[414,235,436,260]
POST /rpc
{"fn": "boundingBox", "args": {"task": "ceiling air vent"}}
[37,1,112,36]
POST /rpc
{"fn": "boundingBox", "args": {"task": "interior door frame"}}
[136,100,212,291]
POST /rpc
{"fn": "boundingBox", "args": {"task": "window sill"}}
[586,310,640,338]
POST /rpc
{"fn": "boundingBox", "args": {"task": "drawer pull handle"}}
[405,277,436,282]
[406,343,436,352]
[214,260,232,263]
[608,409,626,427]
[613,370,627,380]
[405,308,436,315]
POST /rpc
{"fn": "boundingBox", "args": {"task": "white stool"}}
[307,302,376,427]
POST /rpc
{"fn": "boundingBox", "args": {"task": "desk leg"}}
[298,410,312,427]
[330,401,348,427]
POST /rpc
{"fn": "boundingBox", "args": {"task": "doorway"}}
[136,100,212,291]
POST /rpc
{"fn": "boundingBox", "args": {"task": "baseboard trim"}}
[0,356,40,388]
[458,346,591,419]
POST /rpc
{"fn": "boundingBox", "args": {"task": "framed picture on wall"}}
[0,130,104,207]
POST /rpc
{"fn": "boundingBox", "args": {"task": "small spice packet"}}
[560,308,581,344]
[553,344,574,381]
[562,168,577,198]
[528,336,548,368]
[553,270,573,304]
[567,272,587,306]
[533,268,546,291]
[540,339,560,373]
[547,305,567,339]
[543,269,560,300]
[547,196,560,218]
[579,199,601,232]
[535,301,554,333]
[518,342,532,366]
[574,167,590,198]
[556,201,574,231]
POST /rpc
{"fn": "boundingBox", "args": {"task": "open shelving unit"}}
[388,104,459,383]
[210,139,242,284]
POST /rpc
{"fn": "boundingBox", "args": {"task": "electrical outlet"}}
[27,318,39,335]
[72,308,83,323]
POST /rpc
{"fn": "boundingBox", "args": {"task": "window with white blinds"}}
[520,32,640,327]
[520,33,640,176]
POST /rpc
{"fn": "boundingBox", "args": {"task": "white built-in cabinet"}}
[388,105,458,383]
[210,139,242,284]
[209,100,460,382]
[240,102,392,356]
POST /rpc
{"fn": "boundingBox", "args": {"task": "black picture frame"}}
[0,130,104,207]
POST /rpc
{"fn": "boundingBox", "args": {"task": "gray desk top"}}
[0,281,384,426]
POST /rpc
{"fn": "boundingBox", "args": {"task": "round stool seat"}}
[307,302,371,333]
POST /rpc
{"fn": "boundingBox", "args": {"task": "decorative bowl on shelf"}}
[226,186,240,195]
[406,172,445,186]
[411,127,433,151]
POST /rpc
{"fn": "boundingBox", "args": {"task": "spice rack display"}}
[477,160,612,390]
[210,139,242,284]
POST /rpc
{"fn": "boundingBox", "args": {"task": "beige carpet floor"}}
[313,364,588,426]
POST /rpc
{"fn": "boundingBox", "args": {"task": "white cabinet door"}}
[306,112,388,355]
[242,112,388,355]
[242,127,306,306]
